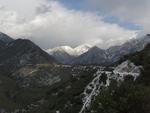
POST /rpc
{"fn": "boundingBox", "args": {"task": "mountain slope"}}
[0,64,100,113]
[0,32,14,50]
[0,39,57,65]
[0,32,14,43]
[119,43,150,84]
[72,46,107,65]
[107,34,150,63]
[89,43,150,113]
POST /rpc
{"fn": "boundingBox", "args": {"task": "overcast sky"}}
[0,0,149,49]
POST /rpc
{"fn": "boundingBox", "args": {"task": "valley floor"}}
[0,60,142,113]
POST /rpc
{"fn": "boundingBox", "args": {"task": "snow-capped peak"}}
[46,46,75,56]
[46,44,92,56]
[74,44,92,56]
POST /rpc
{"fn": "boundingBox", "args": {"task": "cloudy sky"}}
[0,0,149,49]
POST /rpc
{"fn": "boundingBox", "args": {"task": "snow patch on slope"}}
[113,60,141,81]
[79,61,142,113]
[79,70,111,113]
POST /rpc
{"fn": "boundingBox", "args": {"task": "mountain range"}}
[47,34,150,65]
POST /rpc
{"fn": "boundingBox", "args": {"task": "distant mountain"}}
[73,44,92,56]
[107,34,150,63]
[46,46,75,64]
[0,33,57,66]
[73,34,150,65]
[72,46,107,65]
[46,44,92,64]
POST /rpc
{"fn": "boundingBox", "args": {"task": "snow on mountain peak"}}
[47,44,92,56]
[46,46,74,55]
[74,44,92,56]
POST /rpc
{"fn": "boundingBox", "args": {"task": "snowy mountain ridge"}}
[47,46,75,56]
[73,34,150,65]
[73,44,92,56]
[46,44,92,64]
[47,44,92,56]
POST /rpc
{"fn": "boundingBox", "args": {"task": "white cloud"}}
[0,0,42,19]
[86,0,150,35]
[0,0,136,49]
